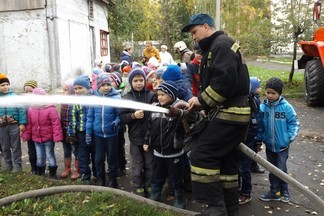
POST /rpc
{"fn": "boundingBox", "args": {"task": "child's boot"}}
[108,177,118,188]
[174,189,185,209]
[149,184,162,201]
[36,166,45,176]
[60,158,71,178]
[49,166,58,179]
[71,160,80,180]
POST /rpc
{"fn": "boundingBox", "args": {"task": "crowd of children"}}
[0,45,300,208]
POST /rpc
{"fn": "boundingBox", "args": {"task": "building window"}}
[100,30,108,56]
[89,0,94,20]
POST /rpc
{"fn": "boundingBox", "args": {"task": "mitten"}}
[85,134,92,145]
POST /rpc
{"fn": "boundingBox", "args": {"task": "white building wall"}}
[0,9,51,90]
[0,0,110,91]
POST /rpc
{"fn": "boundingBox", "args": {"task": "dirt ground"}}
[14,97,324,215]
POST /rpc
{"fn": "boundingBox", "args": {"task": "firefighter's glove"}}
[166,105,184,118]
[85,134,92,145]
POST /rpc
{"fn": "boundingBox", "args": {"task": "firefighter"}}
[182,14,251,216]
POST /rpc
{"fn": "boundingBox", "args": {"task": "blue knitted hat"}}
[156,80,178,100]
[74,75,91,89]
[249,77,261,94]
[162,65,183,81]
[128,66,146,85]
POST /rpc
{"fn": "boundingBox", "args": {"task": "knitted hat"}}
[122,65,131,73]
[147,57,159,68]
[113,65,120,72]
[109,73,122,89]
[146,70,156,81]
[74,75,90,89]
[97,72,111,89]
[32,87,46,95]
[104,63,112,72]
[0,74,9,85]
[63,79,75,94]
[23,80,38,89]
[162,65,183,81]
[156,66,167,79]
[94,58,103,67]
[128,67,146,85]
[266,77,283,95]
[249,77,261,94]
[156,81,178,100]
[92,68,101,75]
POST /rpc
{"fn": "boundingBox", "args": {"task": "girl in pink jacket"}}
[22,88,63,178]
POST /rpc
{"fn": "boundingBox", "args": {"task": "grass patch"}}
[0,172,181,216]
[248,65,304,97]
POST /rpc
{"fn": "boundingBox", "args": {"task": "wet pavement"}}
[16,97,324,215]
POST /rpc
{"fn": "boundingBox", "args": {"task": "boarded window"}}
[100,30,108,56]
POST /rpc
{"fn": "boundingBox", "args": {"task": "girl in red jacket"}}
[22,88,63,178]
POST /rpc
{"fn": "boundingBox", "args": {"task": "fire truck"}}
[298,1,324,106]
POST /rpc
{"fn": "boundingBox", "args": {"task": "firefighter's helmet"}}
[174,41,187,51]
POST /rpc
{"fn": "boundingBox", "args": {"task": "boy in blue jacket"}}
[86,72,121,188]
[0,74,27,173]
[256,77,300,203]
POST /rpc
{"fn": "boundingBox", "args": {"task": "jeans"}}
[266,147,289,194]
[78,132,96,181]
[94,135,118,180]
[35,141,57,167]
[239,140,255,195]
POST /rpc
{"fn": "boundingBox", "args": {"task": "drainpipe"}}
[45,0,60,91]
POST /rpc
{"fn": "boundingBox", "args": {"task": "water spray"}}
[0,94,168,113]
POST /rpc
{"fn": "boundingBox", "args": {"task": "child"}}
[23,80,38,174]
[239,77,262,204]
[22,88,63,178]
[60,79,76,179]
[162,65,193,102]
[68,75,97,184]
[119,67,155,197]
[86,72,120,188]
[0,74,27,173]
[256,77,300,203]
[91,59,104,90]
[145,81,187,208]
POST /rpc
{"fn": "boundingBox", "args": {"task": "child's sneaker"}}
[239,194,252,204]
[280,192,291,203]
[259,191,281,201]
[135,188,145,197]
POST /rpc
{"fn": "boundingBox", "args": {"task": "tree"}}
[271,0,313,82]
[222,0,272,57]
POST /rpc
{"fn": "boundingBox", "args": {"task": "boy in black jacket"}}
[119,67,155,197]
[145,81,188,209]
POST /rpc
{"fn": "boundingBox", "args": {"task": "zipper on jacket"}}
[271,104,275,152]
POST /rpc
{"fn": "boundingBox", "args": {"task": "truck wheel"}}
[304,59,324,106]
